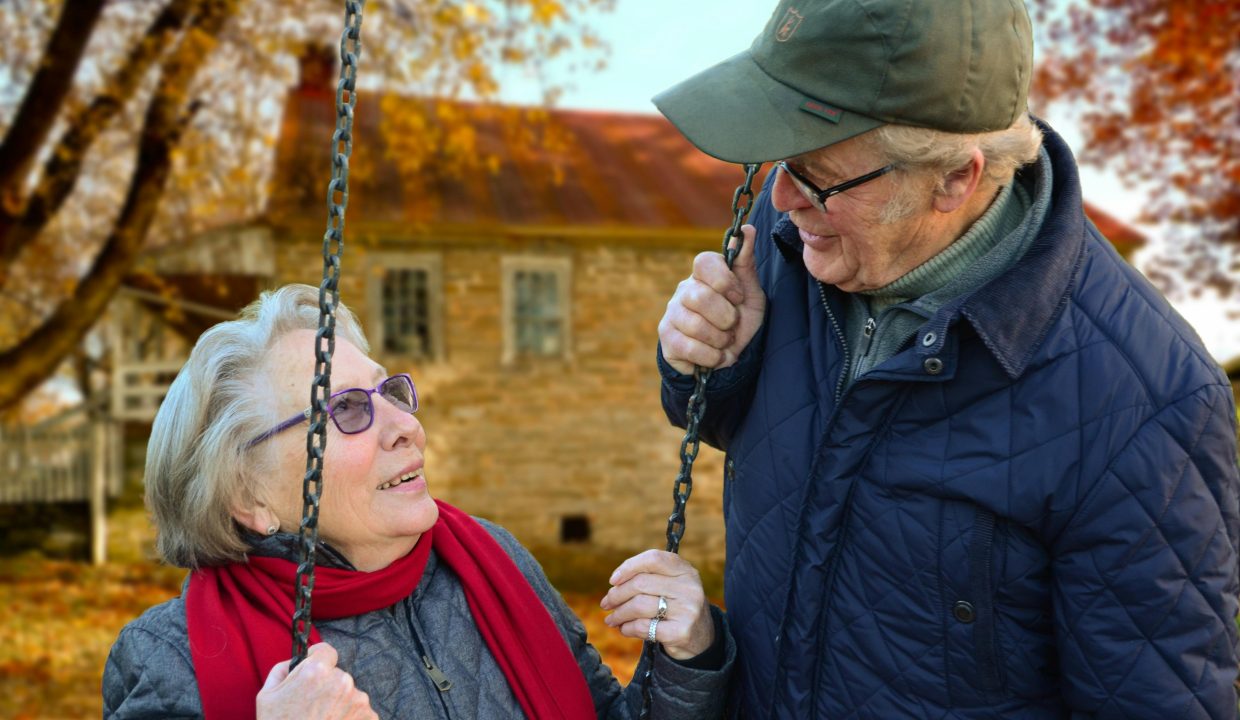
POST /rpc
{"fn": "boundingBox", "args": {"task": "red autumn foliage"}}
[1030,0,1240,296]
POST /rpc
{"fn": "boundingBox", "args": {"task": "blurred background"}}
[0,0,1236,716]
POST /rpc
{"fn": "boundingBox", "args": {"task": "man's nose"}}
[771,166,813,213]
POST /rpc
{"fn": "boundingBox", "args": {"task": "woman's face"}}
[255,329,438,571]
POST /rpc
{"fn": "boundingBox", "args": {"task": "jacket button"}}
[953,600,975,623]
[924,357,944,375]
[921,332,937,347]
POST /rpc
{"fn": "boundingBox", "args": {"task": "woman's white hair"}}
[145,284,369,568]
[862,113,1044,222]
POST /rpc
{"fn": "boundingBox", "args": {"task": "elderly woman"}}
[103,284,733,719]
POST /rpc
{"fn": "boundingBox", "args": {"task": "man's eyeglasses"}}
[777,161,896,213]
[246,374,418,448]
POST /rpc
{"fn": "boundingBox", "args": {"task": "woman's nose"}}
[771,165,813,214]
[378,397,424,450]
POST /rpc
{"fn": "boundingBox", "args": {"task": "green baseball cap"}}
[653,0,1033,163]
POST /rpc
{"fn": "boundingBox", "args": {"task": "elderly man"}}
[654,1,1240,718]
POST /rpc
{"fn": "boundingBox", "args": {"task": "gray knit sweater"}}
[102,518,734,719]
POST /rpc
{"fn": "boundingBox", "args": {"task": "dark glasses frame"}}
[777,160,896,213]
[246,373,418,449]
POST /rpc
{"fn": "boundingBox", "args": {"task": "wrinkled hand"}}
[257,643,378,720]
[658,224,766,375]
[600,549,714,661]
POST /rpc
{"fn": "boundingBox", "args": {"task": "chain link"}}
[290,0,364,670]
[638,162,761,718]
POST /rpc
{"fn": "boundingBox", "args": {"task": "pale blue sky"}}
[497,0,1238,362]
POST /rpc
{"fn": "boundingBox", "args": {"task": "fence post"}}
[91,419,107,566]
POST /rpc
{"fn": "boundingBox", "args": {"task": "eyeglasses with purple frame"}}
[245,374,418,449]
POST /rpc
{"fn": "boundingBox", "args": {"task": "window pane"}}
[513,269,563,356]
[382,268,431,357]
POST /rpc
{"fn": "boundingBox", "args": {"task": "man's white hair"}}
[863,113,1044,223]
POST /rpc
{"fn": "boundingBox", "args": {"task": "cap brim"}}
[653,51,884,164]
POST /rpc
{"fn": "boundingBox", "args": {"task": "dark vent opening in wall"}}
[561,515,591,543]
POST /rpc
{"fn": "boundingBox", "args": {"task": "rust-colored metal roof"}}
[1079,200,1147,259]
[268,90,770,233]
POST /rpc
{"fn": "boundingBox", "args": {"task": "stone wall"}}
[272,229,729,577]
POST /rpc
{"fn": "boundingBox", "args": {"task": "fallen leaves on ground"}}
[0,554,185,719]
[0,553,644,719]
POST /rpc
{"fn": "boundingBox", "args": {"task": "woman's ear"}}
[231,503,273,536]
[232,487,280,536]
[933,147,986,214]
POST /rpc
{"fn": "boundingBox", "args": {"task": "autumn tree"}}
[0,0,607,412]
[1030,0,1239,296]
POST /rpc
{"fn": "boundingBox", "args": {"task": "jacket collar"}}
[245,529,442,602]
[956,120,1086,379]
[771,118,1086,380]
[246,530,357,570]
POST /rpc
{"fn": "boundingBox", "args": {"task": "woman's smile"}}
[377,470,426,493]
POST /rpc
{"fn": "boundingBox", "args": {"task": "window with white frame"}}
[502,256,571,362]
[366,253,443,361]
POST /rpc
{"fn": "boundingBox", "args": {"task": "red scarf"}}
[185,501,595,719]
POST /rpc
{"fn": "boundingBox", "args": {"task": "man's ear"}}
[933,147,986,214]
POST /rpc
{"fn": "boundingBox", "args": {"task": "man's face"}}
[772,135,937,293]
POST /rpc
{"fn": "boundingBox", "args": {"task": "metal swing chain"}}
[637,161,761,718]
[291,0,364,670]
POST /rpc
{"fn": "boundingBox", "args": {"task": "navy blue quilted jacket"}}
[659,122,1240,719]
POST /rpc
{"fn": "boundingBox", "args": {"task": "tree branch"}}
[0,0,107,214]
[0,0,238,411]
[0,0,198,283]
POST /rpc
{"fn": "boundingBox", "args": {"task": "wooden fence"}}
[0,401,123,563]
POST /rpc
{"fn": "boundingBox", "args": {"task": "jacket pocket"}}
[968,508,1004,694]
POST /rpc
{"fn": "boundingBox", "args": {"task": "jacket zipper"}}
[421,654,453,691]
[817,281,850,404]
[783,281,858,715]
[403,602,455,716]
[855,316,877,381]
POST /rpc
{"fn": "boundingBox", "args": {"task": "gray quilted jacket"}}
[103,518,734,719]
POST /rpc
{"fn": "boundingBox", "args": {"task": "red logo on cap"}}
[804,101,840,119]
[776,7,803,42]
